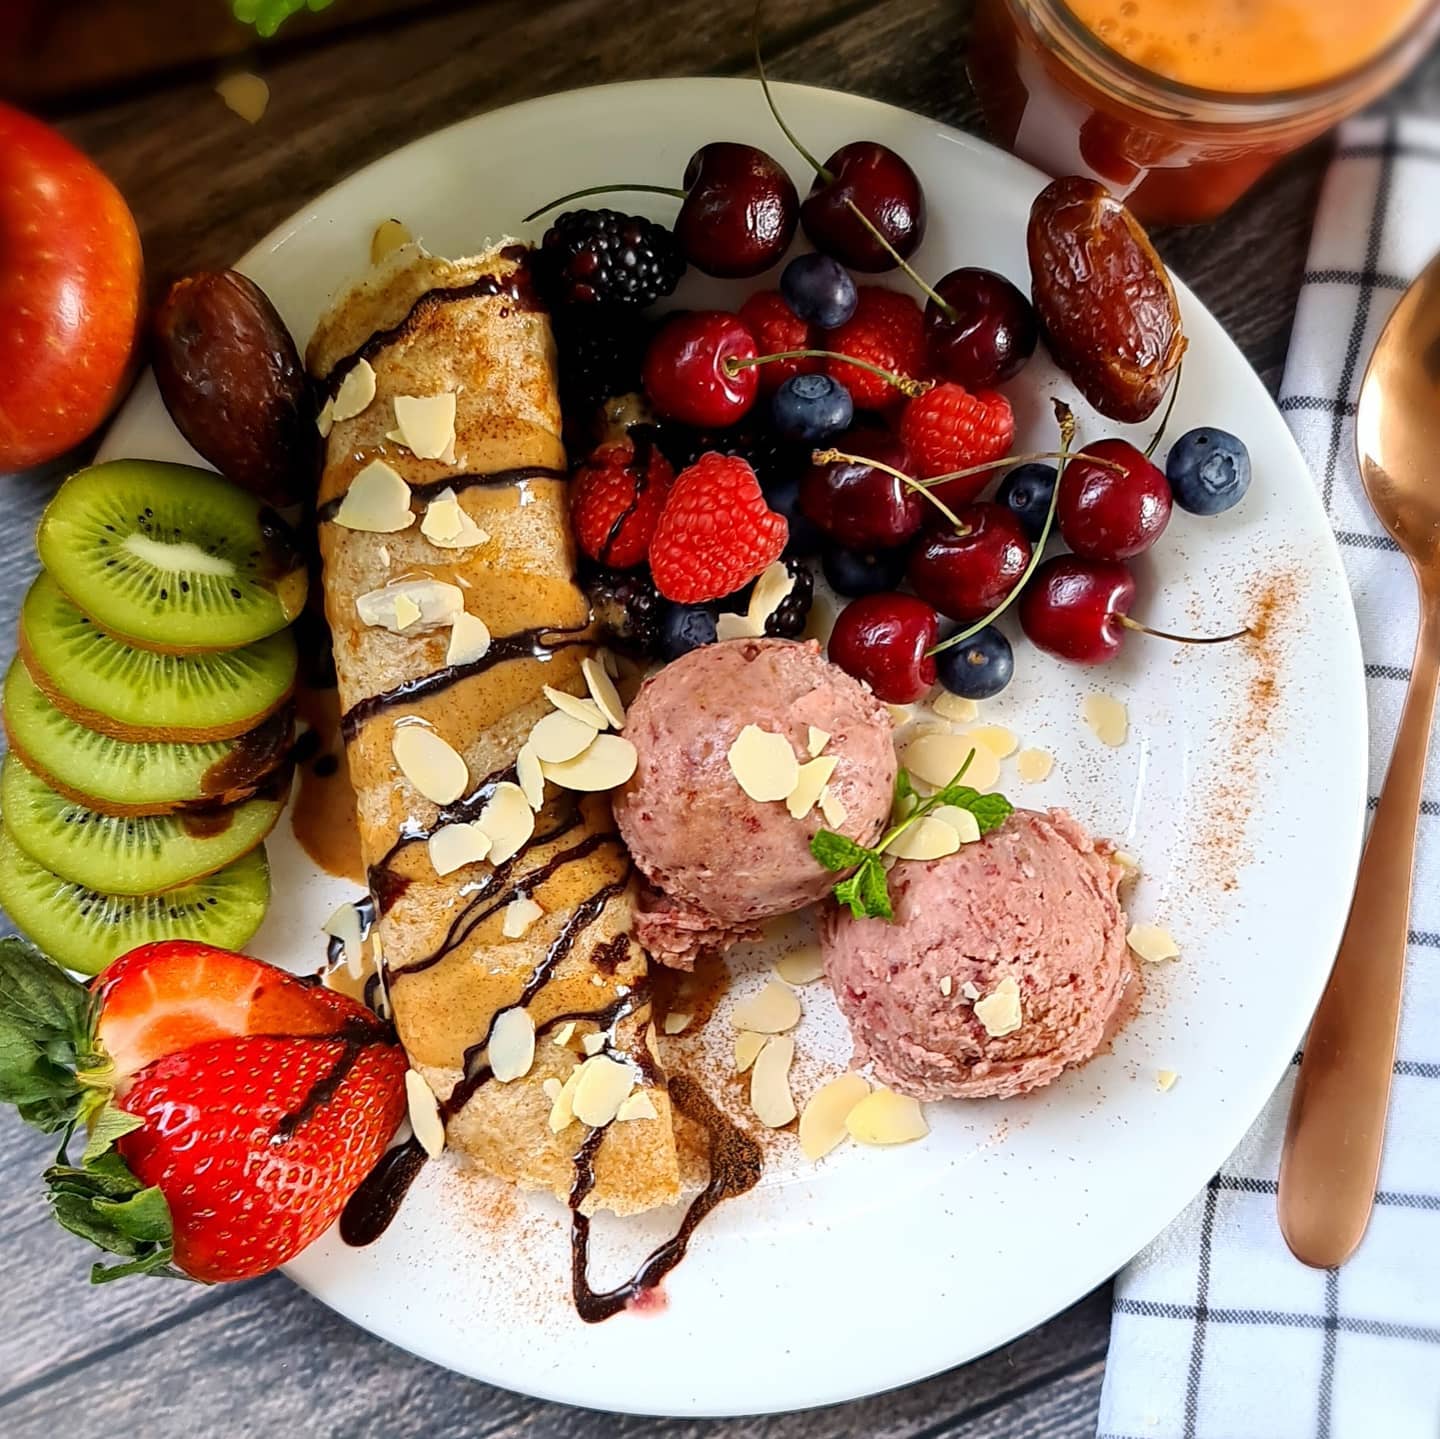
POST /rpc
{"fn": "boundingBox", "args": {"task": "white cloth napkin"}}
[1097,114,1440,1439]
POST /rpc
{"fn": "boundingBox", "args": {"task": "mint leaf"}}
[831,868,869,920]
[810,830,870,872]
[966,793,1015,834]
[82,1103,145,1165]
[933,782,980,809]
[831,857,892,921]
[894,769,916,806]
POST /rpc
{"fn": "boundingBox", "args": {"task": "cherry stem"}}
[752,0,832,182]
[810,447,970,532]
[724,348,933,398]
[522,183,686,224]
[1144,359,1183,459]
[840,199,956,320]
[913,448,1123,491]
[927,399,1077,658]
[1117,614,1250,645]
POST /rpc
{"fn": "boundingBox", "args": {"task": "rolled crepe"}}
[307,242,679,1216]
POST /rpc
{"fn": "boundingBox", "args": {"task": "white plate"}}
[98,78,1367,1416]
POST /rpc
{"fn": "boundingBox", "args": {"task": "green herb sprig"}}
[810,751,1013,921]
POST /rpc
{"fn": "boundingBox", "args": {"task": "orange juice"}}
[968,0,1440,224]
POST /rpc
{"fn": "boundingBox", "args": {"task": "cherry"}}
[908,503,1031,622]
[799,427,923,549]
[1018,555,1136,664]
[676,143,799,277]
[801,143,926,273]
[642,311,758,428]
[828,592,938,703]
[1057,438,1172,561]
[924,268,1038,388]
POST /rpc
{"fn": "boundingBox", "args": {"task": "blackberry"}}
[656,417,805,494]
[554,307,650,417]
[764,557,814,639]
[584,566,665,657]
[537,209,685,309]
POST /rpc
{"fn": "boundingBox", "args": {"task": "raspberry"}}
[649,454,788,604]
[737,291,818,394]
[569,434,674,568]
[825,287,927,411]
[899,383,1015,490]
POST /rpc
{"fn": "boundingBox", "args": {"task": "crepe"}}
[306,242,679,1215]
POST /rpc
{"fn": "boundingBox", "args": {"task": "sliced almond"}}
[581,1031,607,1057]
[502,894,544,939]
[488,1006,536,1082]
[730,979,801,1034]
[321,901,364,971]
[516,743,545,809]
[1082,692,1128,747]
[335,459,413,532]
[845,1088,928,1146]
[1016,748,1054,783]
[547,1061,584,1133]
[616,1090,658,1123]
[786,755,839,820]
[818,786,847,828]
[974,975,1022,1037]
[331,358,378,423]
[446,610,492,668]
[965,724,1018,758]
[716,611,761,642]
[1156,1069,1180,1092]
[1128,923,1179,964]
[661,1011,693,1036]
[405,1069,446,1157]
[889,814,962,862]
[1114,850,1141,877]
[371,218,413,264]
[901,733,1000,792]
[529,708,601,764]
[749,1034,796,1128]
[316,398,335,438]
[807,726,831,758]
[799,1073,870,1160]
[931,691,979,723]
[543,685,610,729]
[551,1022,577,1048]
[216,70,270,123]
[939,975,954,997]
[727,724,800,803]
[540,733,638,792]
[582,656,626,729]
[391,392,457,462]
[930,804,982,845]
[392,724,467,804]
[476,781,535,864]
[421,488,488,549]
[542,1077,563,1103]
[427,821,491,877]
[748,560,796,630]
[571,1054,635,1128]
[774,945,825,985]
[356,578,463,634]
[961,980,981,1001]
[734,1030,767,1073]
[886,703,914,727]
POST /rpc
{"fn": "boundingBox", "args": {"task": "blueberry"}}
[659,604,718,660]
[935,625,1014,700]
[780,252,859,330]
[763,471,825,556]
[996,462,1057,540]
[822,543,910,597]
[1165,427,1251,516]
[772,373,854,444]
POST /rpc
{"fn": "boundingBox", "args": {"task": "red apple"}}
[0,104,143,469]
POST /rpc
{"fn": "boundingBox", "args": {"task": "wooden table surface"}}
[2,3,1437,1434]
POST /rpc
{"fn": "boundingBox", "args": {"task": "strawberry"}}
[0,936,405,1284]
[569,436,674,568]
[648,453,788,603]
[825,286,927,411]
[899,382,1015,492]
[117,1032,406,1282]
[737,291,817,394]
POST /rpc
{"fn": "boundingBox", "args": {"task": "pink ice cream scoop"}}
[614,637,896,969]
[821,808,1133,1100]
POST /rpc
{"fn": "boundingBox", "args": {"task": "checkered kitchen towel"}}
[1098,115,1440,1439]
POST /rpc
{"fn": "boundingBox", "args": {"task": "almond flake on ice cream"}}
[421,488,488,549]
[571,1054,635,1127]
[1016,748,1054,782]
[930,804,982,845]
[774,945,825,985]
[734,1031,767,1073]
[807,726,831,757]
[974,976,1023,1037]
[392,723,468,804]
[502,894,544,939]
[331,358,378,423]
[335,459,414,532]
[845,1088,928,1145]
[446,610,492,667]
[727,724,801,803]
[356,578,463,634]
[488,1006,536,1082]
[961,980,981,1001]
[750,1034,796,1128]
[1128,923,1179,964]
[786,755,838,819]
[799,1072,870,1160]
[1082,692,1128,747]
[730,979,801,1034]
[427,821,491,877]
[540,733,638,792]
[819,786,848,828]
[392,392,456,460]
[475,781,535,864]
[939,975,953,997]
[888,815,962,862]
[405,1069,446,1157]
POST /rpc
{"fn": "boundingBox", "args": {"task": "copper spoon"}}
[1278,249,1440,1268]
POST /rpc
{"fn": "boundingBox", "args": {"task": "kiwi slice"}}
[4,661,292,816]
[37,459,307,652]
[2,755,283,894]
[20,573,297,741]
[0,827,270,976]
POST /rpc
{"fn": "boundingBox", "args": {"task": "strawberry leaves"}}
[45,1152,178,1284]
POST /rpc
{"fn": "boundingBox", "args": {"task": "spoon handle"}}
[1278,600,1440,1267]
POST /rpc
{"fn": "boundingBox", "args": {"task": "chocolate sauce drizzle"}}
[338,1136,427,1247]
[569,1074,763,1324]
[339,623,591,741]
[314,464,566,526]
[321,245,539,397]
[325,894,376,968]
[272,1020,384,1143]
